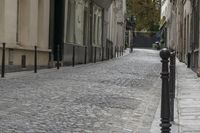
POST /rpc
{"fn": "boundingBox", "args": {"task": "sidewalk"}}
[176,60,200,132]
[2,48,131,79]
[150,60,200,133]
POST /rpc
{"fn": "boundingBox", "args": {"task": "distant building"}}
[161,0,200,76]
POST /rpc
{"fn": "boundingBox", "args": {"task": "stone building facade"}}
[161,0,200,76]
[0,0,51,70]
[49,0,127,65]
[0,0,127,71]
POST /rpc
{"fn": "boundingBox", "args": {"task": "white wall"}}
[107,0,126,48]
[37,0,50,49]
[0,0,5,43]
[161,0,172,21]
[4,0,17,45]
[0,0,51,66]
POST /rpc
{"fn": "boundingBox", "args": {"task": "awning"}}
[93,0,113,8]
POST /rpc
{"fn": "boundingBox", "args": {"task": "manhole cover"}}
[73,94,141,110]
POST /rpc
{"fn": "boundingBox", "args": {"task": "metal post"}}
[57,44,60,69]
[34,46,37,73]
[187,53,191,68]
[115,47,117,58]
[122,47,124,56]
[107,47,109,60]
[111,46,113,59]
[160,48,171,133]
[94,47,96,63]
[169,51,176,121]
[84,46,87,64]
[119,47,121,56]
[120,47,122,56]
[72,45,75,67]
[117,47,119,57]
[110,46,111,59]
[102,47,104,61]
[1,43,6,78]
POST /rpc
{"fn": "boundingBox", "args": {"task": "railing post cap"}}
[160,48,170,59]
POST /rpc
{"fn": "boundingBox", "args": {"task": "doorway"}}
[49,0,65,61]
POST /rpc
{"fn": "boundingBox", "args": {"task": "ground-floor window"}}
[92,4,102,46]
[66,0,88,45]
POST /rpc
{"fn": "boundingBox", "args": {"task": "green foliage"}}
[127,0,161,31]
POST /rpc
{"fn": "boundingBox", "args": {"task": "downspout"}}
[89,0,93,62]
[102,8,105,59]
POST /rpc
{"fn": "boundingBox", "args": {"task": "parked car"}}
[152,41,160,50]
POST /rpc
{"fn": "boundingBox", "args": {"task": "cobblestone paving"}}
[0,49,161,133]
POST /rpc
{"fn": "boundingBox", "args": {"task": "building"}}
[0,0,51,71]
[190,0,200,74]
[160,0,173,48]
[161,0,200,76]
[49,0,127,66]
[107,0,127,54]
[0,0,127,72]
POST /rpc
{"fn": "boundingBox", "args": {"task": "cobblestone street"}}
[0,49,161,133]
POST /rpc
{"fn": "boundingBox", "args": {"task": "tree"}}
[127,0,161,31]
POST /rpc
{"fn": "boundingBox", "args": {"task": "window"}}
[194,5,199,49]
[66,0,75,43]
[74,1,84,45]
[66,0,85,45]
[92,5,102,46]
[93,14,96,44]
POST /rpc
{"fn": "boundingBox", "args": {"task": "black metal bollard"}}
[72,46,75,67]
[94,47,96,63]
[57,44,60,69]
[117,47,119,57]
[119,47,121,56]
[112,47,114,58]
[187,53,191,68]
[107,47,110,60]
[34,46,37,73]
[102,47,104,61]
[111,47,113,59]
[115,47,117,57]
[160,48,171,133]
[169,51,176,121]
[84,46,87,64]
[120,47,122,56]
[1,43,6,78]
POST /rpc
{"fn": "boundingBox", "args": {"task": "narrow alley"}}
[0,49,161,133]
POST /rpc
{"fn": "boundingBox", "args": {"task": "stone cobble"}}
[0,49,161,133]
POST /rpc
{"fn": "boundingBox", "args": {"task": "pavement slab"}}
[176,61,200,133]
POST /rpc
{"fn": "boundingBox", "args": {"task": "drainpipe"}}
[89,0,94,62]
